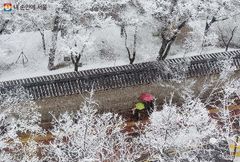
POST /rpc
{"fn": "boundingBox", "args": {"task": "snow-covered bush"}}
[138,92,219,161]
[138,59,240,162]
[41,91,141,162]
[0,86,43,161]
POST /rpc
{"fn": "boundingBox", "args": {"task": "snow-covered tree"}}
[122,25,138,64]
[204,73,240,162]
[197,0,240,52]
[62,27,94,71]
[199,0,240,36]
[41,91,141,161]
[138,92,220,161]
[47,0,129,70]
[140,0,200,60]
[217,20,238,51]
[138,58,240,161]
[0,86,43,161]
[117,0,147,64]
[13,0,52,54]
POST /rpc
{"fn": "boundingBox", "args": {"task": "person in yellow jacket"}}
[133,102,145,121]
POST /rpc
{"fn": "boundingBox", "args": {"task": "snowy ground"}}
[0,24,231,82]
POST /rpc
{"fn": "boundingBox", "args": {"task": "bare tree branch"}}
[123,25,138,64]
[218,25,238,51]
[226,26,238,51]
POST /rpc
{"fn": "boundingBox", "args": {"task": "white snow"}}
[0,25,232,82]
[0,24,160,81]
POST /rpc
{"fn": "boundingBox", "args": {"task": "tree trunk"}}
[158,37,175,61]
[0,20,9,35]
[162,40,174,60]
[48,13,60,70]
[120,24,125,37]
[129,58,134,64]
[71,54,81,72]
[204,17,217,36]
[202,16,229,52]
[225,43,230,51]
[218,26,237,52]
[158,38,169,60]
[124,25,138,64]
[226,26,238,51]
[157,21,187,61]
[48,31,58,70]
[74,63,78,72]
[39,30,46,55]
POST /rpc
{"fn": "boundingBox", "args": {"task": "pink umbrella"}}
[139,93,154,102]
